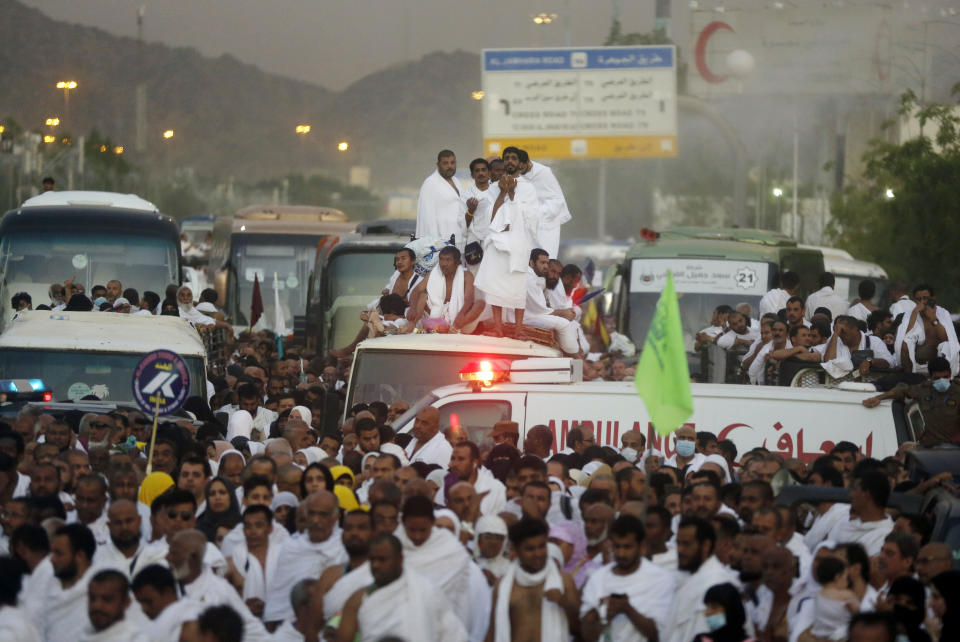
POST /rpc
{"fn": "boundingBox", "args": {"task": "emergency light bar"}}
[459,360,511,387]
[0,379,52,403]
[459,358,582,388]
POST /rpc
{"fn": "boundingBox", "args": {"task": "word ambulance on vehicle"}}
[393,358,920,462]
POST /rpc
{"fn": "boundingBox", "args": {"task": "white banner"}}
[630,258,770,296]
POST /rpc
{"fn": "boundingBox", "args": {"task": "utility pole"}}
[135,5,148,153]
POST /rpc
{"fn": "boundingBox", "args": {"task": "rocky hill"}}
[0,0,482,187]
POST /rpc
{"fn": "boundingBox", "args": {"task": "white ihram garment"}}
[518,267,581,354]
[32,566,93,642]
[492,560,568,642]
[231,540,281,603]
[831,515,894,557]
[404,431,453,467]
[323,562,374,622]
[396,525,473,628]
[263,528,348,623]
[821,331,897,378]
[416,170,466,249]
[759,288,790,316]
[78,618,149,642]
[424,264,465,326]
[524,161,571,258]
[664,556,740,642]
[475,178,538,310]
[463,183,495,253]
[580,560,676,642]
[894,303,960,376]
[0,606,41,642]
[180,567,270,641]
[357,569,467,642]
[804,503,851,551]
[805,286,849,321]
[147,598,204,642]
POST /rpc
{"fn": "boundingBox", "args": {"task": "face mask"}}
[676,439,695,458]
[705,612,727,632]
[933,378,951,393]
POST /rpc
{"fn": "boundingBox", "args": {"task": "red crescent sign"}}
[695,21,734,84]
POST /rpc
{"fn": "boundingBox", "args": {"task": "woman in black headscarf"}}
[64,294,93,311]
[195,477,241,543]
[930,570,960,642]
[694,582,751,642]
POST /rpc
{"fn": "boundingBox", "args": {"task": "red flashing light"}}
[459,359,510,387]
[42,392,53,402]
[640,227,660,242]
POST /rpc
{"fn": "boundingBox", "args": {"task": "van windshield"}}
[626,258,772,349]
[347,350,529,408]
[231,236,316,329]
[0,350,206,403]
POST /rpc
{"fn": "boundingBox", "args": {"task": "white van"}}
[0,311,207,403]
[393,358,916,463]
[344,334,561,418]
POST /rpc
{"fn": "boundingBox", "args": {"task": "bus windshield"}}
[626,258,772,349]
[327,250,398,302]
[0,230,178,304]
[230,236,317,329]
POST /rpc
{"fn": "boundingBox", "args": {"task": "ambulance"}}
[391,357,919,462]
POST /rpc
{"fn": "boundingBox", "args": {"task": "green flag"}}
[633,271,693,437]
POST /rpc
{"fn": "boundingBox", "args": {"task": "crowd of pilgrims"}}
[0,149,956,641]
[0,334,956,641]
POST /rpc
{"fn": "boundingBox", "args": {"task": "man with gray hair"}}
[165,529,269,640]
[263,490,347,625]
[271,578,322,641]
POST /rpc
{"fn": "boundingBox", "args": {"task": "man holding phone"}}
[580,515,674,641]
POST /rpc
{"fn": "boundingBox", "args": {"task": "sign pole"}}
[144,394,162,475]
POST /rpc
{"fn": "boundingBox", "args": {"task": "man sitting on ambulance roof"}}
[519,249,587,357]
[694,305,733,351]
[405,246,485,334]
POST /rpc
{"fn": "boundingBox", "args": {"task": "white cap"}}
[476,515,507,536]
[112,297,130,308]
[196,302,218,313]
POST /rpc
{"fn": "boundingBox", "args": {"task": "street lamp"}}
[43,135,56,144]
[884,188,895,199]
[295,124,311,134]
[772,187,784,198]
[471,90,485,100]
[162,129,175,139]
[55,81,77,125]
[337,141,349,151]
[532,12,557,24]
[45,118,60,127]
[114,146,124,155]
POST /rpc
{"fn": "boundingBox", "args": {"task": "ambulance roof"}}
[426,380,884,404]
[0,311,205,356]
[356,333,560,357]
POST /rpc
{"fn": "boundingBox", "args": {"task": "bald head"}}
[917,542,954,584]
[446,481,476,521]
[412,407,440,443]
[403,478,435,503]
[304,490,338,543]
[171,528,206,555]
[107,498,137,520]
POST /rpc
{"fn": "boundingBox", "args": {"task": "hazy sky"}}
[23,0,663,90]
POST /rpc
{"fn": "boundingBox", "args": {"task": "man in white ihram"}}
[337,533,467,641]
[522,248,587,357]
[416,149,467,250]
[475,147,539,338]
[405,245,481,334]
[404,406,452,467]
[521,152,571,258]
[166,529,270,641]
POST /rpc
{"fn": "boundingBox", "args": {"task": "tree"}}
[828,89,960,307]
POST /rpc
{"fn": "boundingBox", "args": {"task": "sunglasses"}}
[167,510,193,521]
